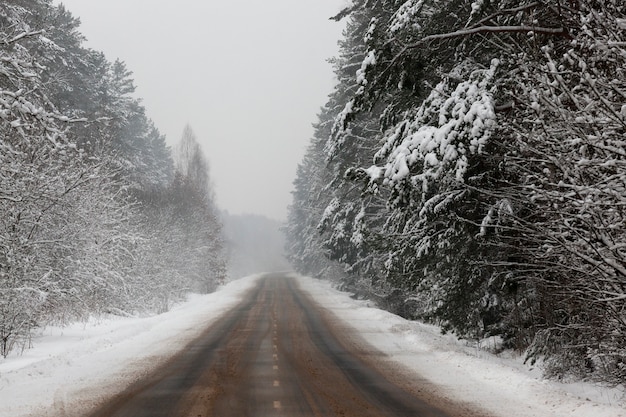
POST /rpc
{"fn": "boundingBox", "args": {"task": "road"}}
[87,274,487,417]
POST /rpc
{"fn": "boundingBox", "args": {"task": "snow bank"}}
[1,272,623,417]
[294,273,625,417]
[0,274,263,417]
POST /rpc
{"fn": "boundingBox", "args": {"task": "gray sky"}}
[55,0,346,221]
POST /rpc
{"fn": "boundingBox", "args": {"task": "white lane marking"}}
[274,380,280,387]
[273,353,278,360]
[273,365,279,370]
[274,401,282,409]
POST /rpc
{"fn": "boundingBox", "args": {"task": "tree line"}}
[286,0,626,384]
[0,1,225,357]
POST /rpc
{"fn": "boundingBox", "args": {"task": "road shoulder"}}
[293,273,625,417]
[0,275,264,417]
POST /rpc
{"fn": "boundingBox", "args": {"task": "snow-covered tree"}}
[0,1,142,355]
[134,125,226,311]
[286,119,346,281]
[0,1,223,356]
[293,0,626,383]
[480,0,626,381]
[174,124,214,203]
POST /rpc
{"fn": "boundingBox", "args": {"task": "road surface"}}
[87,274,487,417]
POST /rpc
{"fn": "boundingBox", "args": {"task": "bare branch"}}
[468,2,541,29]
[410,25,570,47]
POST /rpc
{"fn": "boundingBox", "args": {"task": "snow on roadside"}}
[1,272,623,417]
[294,273,625,417]
[0,274,263,417]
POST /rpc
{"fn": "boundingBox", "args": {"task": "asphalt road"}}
[87,274,487,417]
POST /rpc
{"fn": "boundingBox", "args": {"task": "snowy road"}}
[86,274,478,417]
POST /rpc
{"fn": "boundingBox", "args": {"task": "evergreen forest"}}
[286,0,626,384]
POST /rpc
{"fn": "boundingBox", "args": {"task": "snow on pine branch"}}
[389,0,426,34]
[356,50,377,87]
[367,58,499,201]
[326,52,377,159]
[325,99,354,159]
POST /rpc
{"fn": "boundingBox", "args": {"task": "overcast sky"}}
[54,0,346,221]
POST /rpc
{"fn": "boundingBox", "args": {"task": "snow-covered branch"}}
[3,30,44,45]
[408,25,570,47]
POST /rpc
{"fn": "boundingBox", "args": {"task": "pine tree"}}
[292,0,626,383]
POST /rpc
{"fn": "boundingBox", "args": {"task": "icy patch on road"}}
[0,274,263,417]
[293,273,625,417]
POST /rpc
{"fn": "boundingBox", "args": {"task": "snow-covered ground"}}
[296,274,625,417]
[0,275,263,417]
[0,273,623,417]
